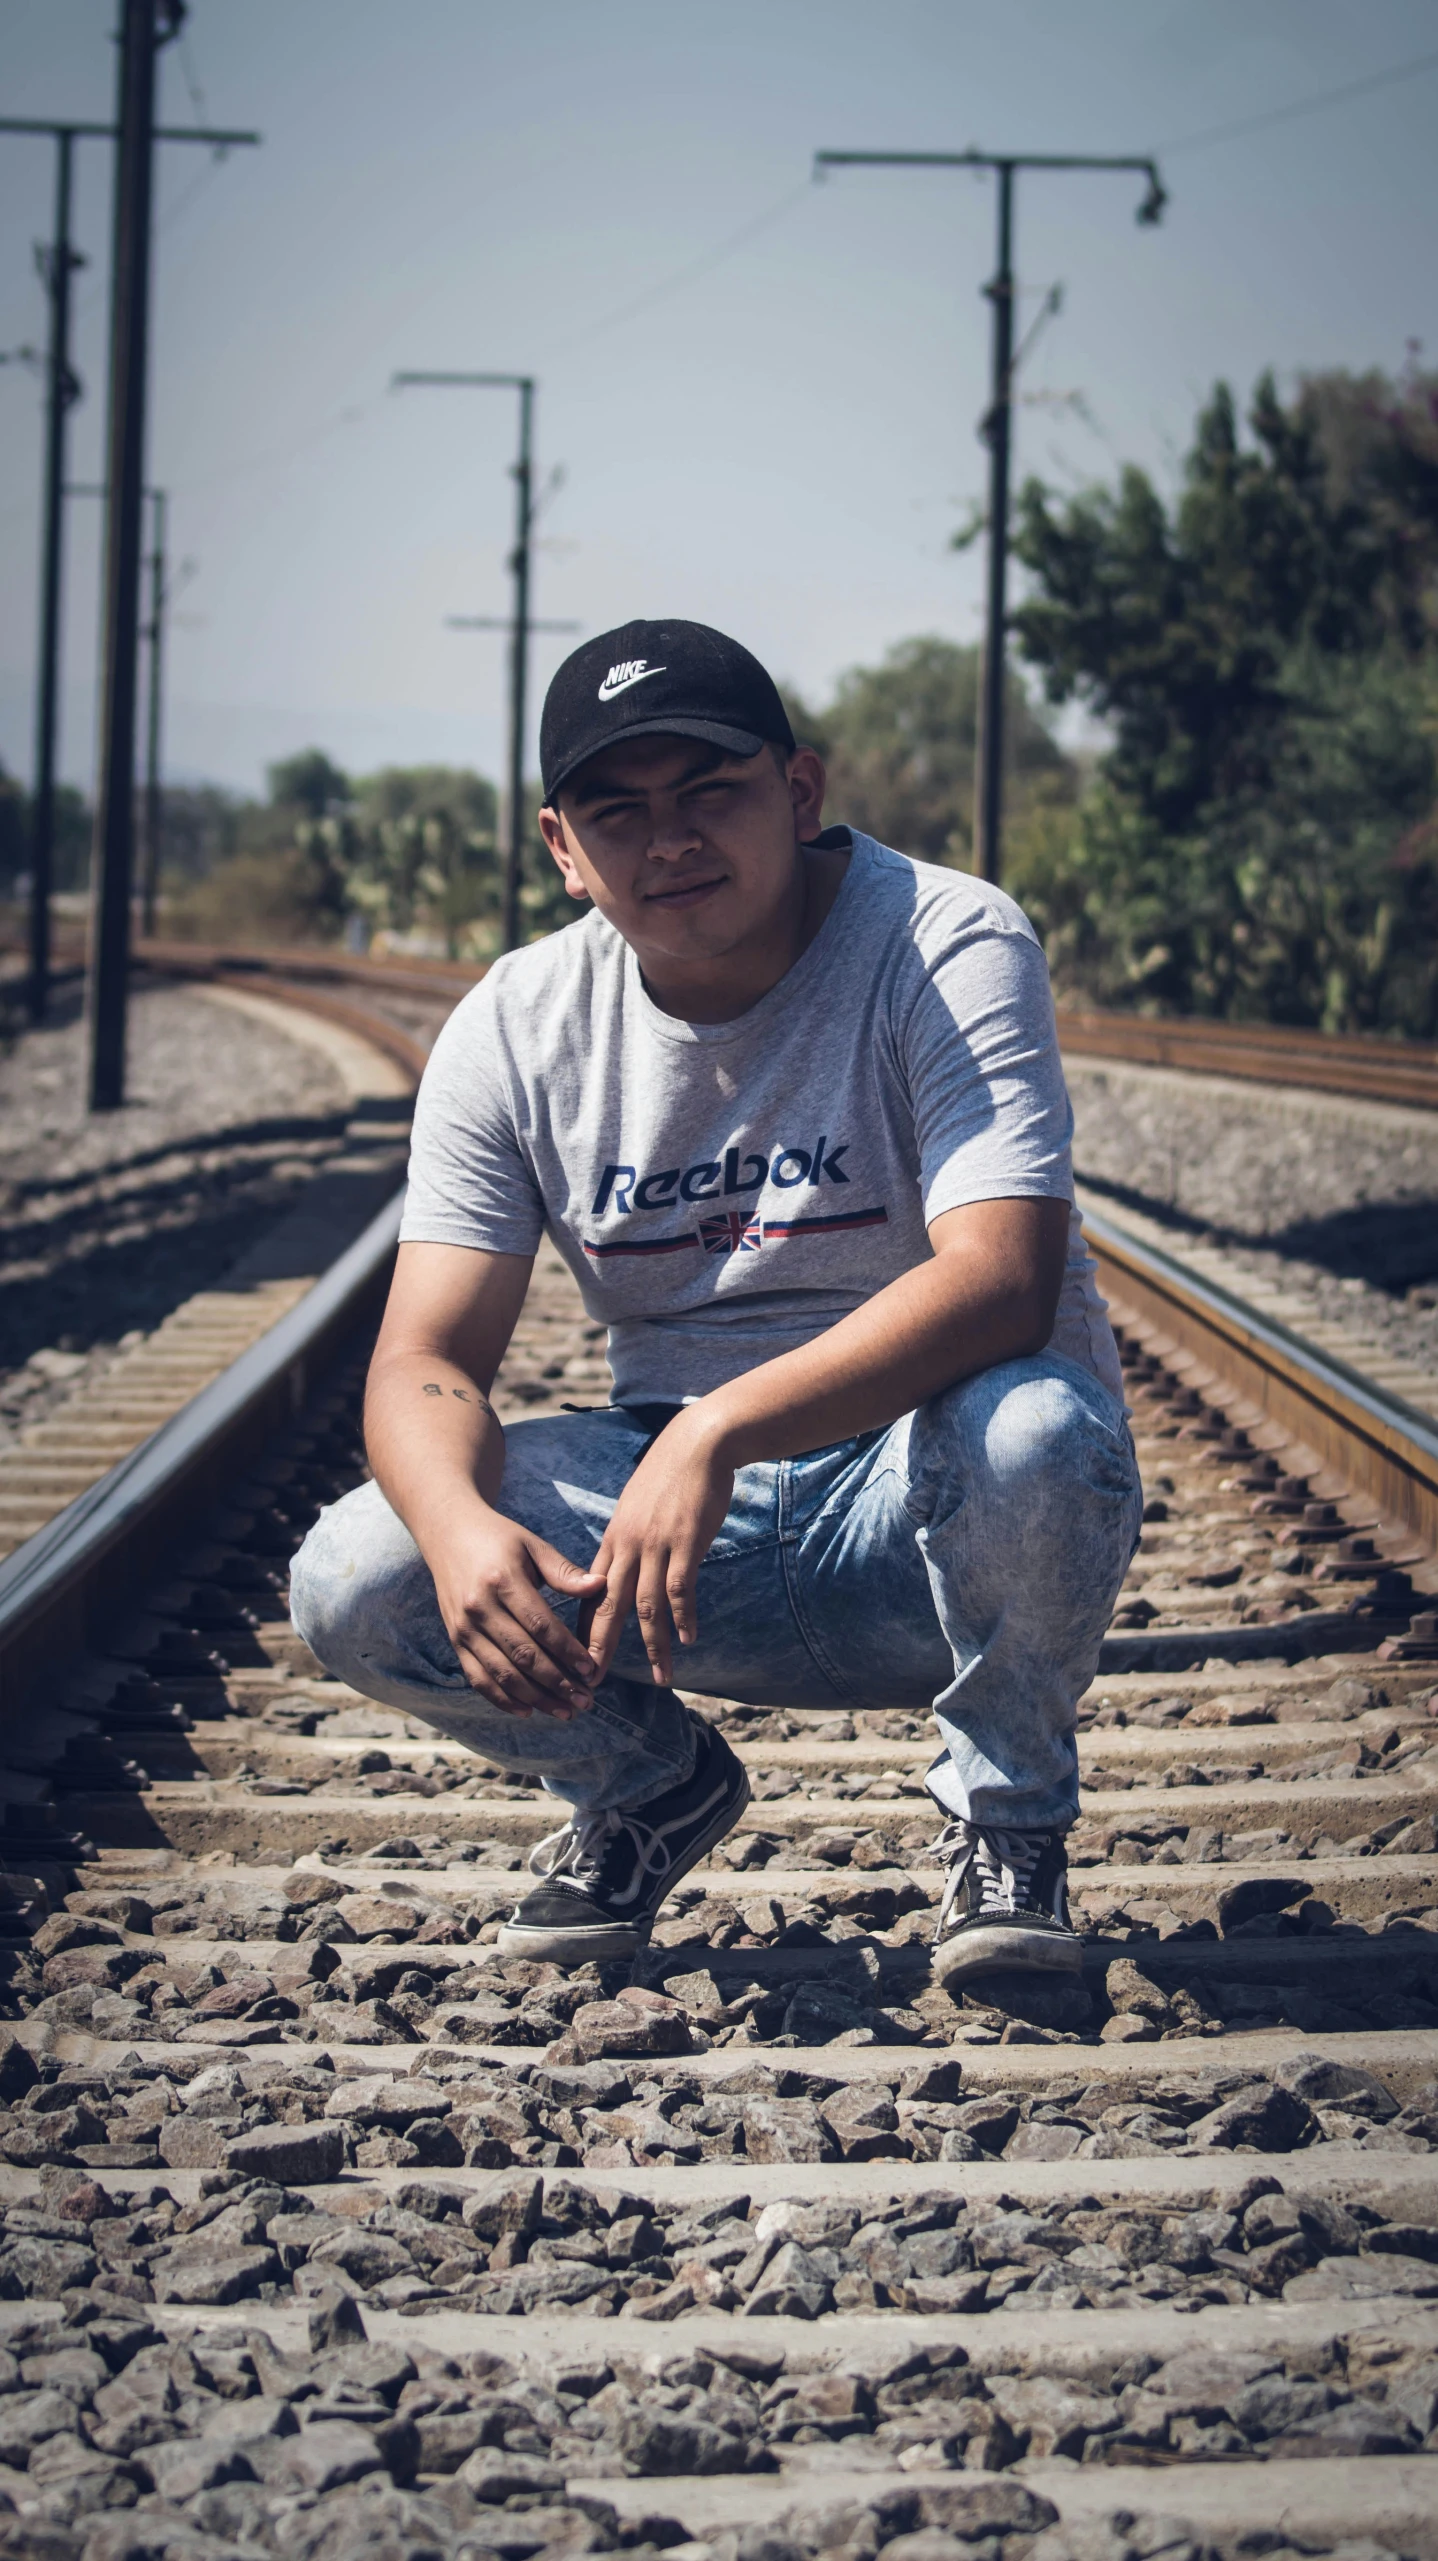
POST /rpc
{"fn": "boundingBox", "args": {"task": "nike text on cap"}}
[540,617,796,805]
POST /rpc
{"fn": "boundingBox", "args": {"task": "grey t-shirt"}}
[400,830,1122,1407]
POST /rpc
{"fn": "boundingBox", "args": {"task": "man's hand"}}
[430,1510,607,1720]
[582,1409,734,1689]
[575,1198,1073,1685]
[368,1205,1070,1709]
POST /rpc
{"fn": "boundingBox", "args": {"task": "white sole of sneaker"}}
[932,1921,1084,1985]
[496,1914,644,1966]
[495,1763,753,1968]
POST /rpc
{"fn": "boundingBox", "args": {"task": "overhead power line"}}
[550,180,812,357]
[1158,44,1438,157]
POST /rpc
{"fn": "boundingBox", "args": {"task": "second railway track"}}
[0,959,1435,2559]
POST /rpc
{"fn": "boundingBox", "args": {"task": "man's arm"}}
[364,1242,605,1719]
[582,1195,1072,1686]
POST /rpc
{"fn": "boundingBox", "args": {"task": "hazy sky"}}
[2,0,1436,799]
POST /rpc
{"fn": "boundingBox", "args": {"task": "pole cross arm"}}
[0,117,260,147]
[391,371,534,390]
[814,147,1166,223]
[446,616,581,633]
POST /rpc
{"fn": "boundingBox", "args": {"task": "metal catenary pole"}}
[87,2,175,1109]
[1,85,259,1092]
[446,605,583,917]
[88,0,165,1109]
[141,485,167,936]
[27,130,82,1026]
[976,161,1015,890]
[504,379,534,958]
[391,372,540,952]
[67,477,171,942]
[813,147,1165,885]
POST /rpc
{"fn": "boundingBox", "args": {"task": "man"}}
[291,617,1142,1984]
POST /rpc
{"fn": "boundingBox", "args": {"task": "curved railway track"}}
[0,958,1435,2560]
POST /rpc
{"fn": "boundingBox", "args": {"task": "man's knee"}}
[917,1358,1136,1517]
[289,1479,427,1678]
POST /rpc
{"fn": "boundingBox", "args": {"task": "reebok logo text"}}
[591,1139,851,1216]
[597,659,666,702]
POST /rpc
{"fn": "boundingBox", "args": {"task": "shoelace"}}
[528,1822,574,1878]
[527,1803,680,1897]
[931,1817,1044,1935]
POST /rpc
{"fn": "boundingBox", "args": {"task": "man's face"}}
[538,734,827,970]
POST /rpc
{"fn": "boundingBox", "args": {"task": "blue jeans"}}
[289,1354,1141,1834]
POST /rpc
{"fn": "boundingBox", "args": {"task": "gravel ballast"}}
[0,982,355,1442]
[1066,1061,1438,1377]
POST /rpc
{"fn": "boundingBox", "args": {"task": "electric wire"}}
[545,179,812,361]
[1157,45,1438,158]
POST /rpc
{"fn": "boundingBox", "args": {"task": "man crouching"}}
[290,617,1141,1981]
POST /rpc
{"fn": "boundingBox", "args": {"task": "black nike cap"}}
[540,617,795,804]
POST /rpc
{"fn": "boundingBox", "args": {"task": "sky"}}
[2,0,1436,801]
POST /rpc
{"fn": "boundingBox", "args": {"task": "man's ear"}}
[538,803,591,903]
[788,747,826,843]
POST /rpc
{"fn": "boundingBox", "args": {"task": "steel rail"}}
[1057,1004,1438,1111]
[0,965,431,1724]
[0,1187,404,1724]
[133,935,482,999]
[1083,1202,1438,1553]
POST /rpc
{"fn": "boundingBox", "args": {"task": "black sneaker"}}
[497,1716,751,1967]
[929,1816,1083,1984]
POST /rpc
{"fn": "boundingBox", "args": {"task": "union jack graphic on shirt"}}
[699,1209,764,1255]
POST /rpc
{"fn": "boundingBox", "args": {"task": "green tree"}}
[343,766,501,957]
[786,636,1073,866]
[1005,362,1438,1029]
[51,785,93,894]
[0,769,92,897]
[0,763,28,895]
[1013,367,1438,836]
[165,754,515,955]
[266,749,350,819]
[155,786,245,888]
[1008,650,1438,1032]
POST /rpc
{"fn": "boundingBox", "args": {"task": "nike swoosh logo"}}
[597,664,667,702]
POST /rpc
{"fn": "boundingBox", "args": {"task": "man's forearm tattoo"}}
[421,1381,493,1416]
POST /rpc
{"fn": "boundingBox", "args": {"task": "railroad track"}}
[0,967,1435,2558]
[10,927,1438,1105]
[1056,1007,1438,1113]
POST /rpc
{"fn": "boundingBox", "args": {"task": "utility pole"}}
[446,601,581,921]
[67,481,177,941]
[89,0,178,1108]
[68,481,175,942]
[1,111,258,1034]
[391,371,540,952]
[814,147,1165,884]
[28,130,80,1029]
[141,486,167,936]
